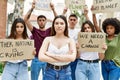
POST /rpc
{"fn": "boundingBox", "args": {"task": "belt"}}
[47,63,69,71]
[79,59,99,63]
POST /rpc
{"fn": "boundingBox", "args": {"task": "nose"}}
[86,28,89,31]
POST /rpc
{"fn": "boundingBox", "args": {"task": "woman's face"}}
[106,25,115,36]
[54,18,66,34]
[83,23,92,32]
[16,22,24,36]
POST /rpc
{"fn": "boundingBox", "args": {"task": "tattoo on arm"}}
[27,8,33,19]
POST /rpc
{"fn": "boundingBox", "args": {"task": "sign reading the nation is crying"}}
[35,0,52,11]
[93,0,120,13]
[0,39,34,61]
[78,32,106,53]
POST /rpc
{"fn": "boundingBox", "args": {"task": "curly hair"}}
[102,18,120,34]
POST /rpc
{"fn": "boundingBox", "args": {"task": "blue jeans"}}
[43,65,72,80]
[102,60,120,80]
[31,57,46,80]
[70,59,78,80]
[2,60,29,80]
[75,59,100,80]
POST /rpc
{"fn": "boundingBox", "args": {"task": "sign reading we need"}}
[65,0,85,11]
[35,0,52,11]
[78,32,106,53]
[0,39,34,61]
[93,0,120,13]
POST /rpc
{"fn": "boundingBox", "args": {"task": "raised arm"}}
[24,1,35,31]
[91,6,101,32]
[62,7,68,16]
[83,6,89,20]
[50,3,57,17]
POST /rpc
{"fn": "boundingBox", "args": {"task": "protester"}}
[24,1,58,80]
[93,14,120,80]
[75,19,107,80]
[2,18,30,80]
[67,13,80,80]
[91,5,120,80]
[39,15,76,80]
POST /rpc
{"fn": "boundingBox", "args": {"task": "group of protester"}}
[1,1,120,80]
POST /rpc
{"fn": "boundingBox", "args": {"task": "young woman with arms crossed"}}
[39,15,76,80]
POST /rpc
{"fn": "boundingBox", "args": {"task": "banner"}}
[65,0,85,11]
[0,39,34,61]
[78,32,106,53]
[35,0,52,11]
[93,0,120,13]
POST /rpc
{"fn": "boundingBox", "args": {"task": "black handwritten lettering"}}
[5,48,24,58]
[0,41,13,48]
[88,39,93,44]
[95,0,112,4]
[101,3,118,10]
[91,34,104,39]
[94,6,99,10]
[15,41,32,46]
[81,44,99,48]
[80,34,88,38]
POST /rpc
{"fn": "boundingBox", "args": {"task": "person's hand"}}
[91,5,95,12]
[50,3,55,10]
[102,43,107,50]
[32,1,35,9]
[83,5,88,16]
[62,7,68,15]
[32,48,36,56]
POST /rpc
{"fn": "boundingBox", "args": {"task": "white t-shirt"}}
[68,28,80,42]
[79,51,99,60]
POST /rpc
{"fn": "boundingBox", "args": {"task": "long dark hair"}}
[51,15,68,37]
[8,18,28,39]
[81,20,95,32]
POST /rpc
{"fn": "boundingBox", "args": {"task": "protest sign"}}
[0,39,34,61]
[78,32,106,53]
[35,0,52,11]
[65,0,85,11]
[93,0,120,13]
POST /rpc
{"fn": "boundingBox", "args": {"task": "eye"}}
[21,26,24,28]
[60,22,64,25]
[55,22,59,25]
